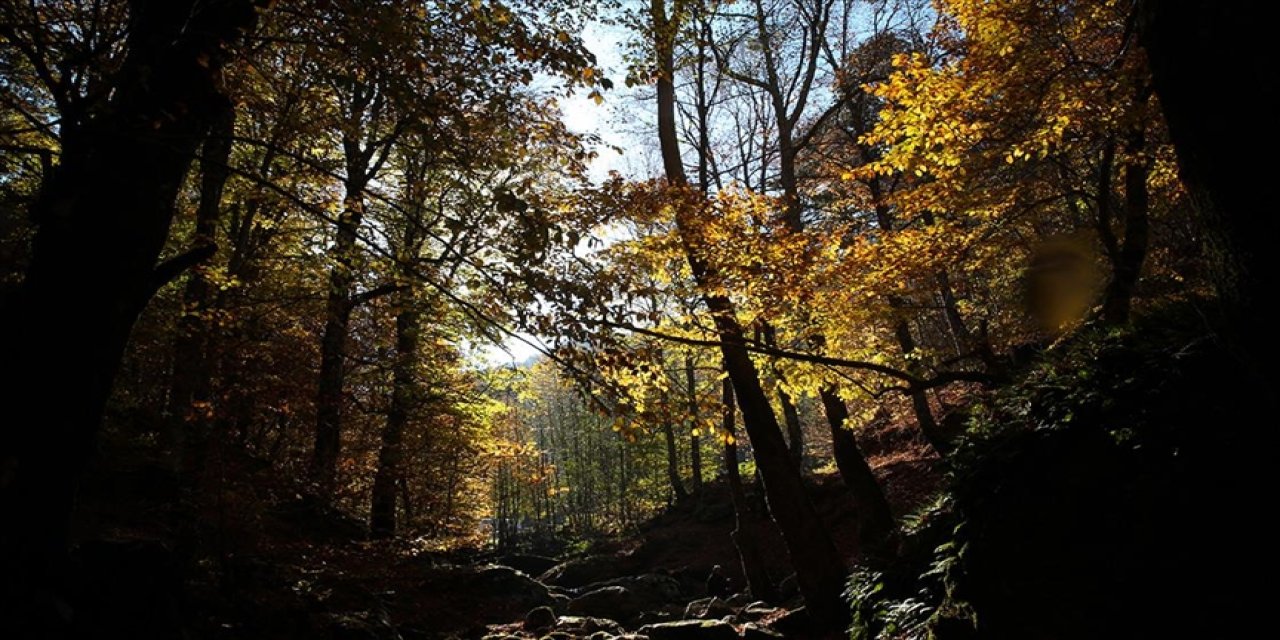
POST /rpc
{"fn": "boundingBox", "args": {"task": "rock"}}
[470,565,554,609]
[556,616,625,636]
[568,586,640,621]
[539,555,638,588]
[551,592,573,611]
[683,597,734,620]
[583,574,684,610]
[498,554,561,577]
[274,495,368,543]
[524,606,558,632]
[741,623,784,639]
[422,563,554,625]
[636,609,676,626]
[767,607,813,637]
[638,620,739,640]
[737,602,779,623]
[314,612,397,640]
[669,566,705,595]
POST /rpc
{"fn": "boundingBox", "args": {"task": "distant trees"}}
[488,361,684,548]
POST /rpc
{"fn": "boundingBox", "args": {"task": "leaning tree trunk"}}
[722,375,778,602]
[870,196,947,454]
[778,388,804,468]
[891,320,950,454]
[819,390,895,558]
[0,0,261,631]
[650,0,849,627]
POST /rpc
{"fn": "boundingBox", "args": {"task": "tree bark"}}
[685,354,704,492]
[369,289,420,538]
[169,102,236,480]
[0,0,261,630]
[662,414,690,502]
[650,0,849,627]
[870,194,948,454]
[818,390,895,558]
[778,386,805,468]
[1138,1,1277,377]
[892,321,949,454]
[312,183,364,494]
[1100,112,1151,325]
[721,375,777,601]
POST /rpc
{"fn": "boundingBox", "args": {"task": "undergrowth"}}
[848,304,1257,639]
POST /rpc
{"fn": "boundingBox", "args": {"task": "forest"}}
[0,0,1272,638]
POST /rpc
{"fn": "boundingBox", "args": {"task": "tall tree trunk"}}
[1139,1,1277,376]
[169,102,236,479]
[818,390,895,558]
[722,375,777,601]
[0,0,260,630]
[650,0,849,627]
[1101,111,1151,325]
[685,354,704,492]
[312,180,365,495]
[369,290,420,538]
[312,78,395,497]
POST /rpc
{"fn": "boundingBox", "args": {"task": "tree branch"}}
[350,283,408,306]
[149,243,217,295]
[595,318,996,392]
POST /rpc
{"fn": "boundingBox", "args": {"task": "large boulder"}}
[421,563,554,626]
[766,607,813,637]
[639,620,739,640]
[539,555,639,588]
[567,586,640,621]
[556,615,625,636]
[469,565,554,610]
[736,602,780,623]
[683,597,734,620]
[498,554,561,577]
[584,574,684,611]
[524,606,558,632]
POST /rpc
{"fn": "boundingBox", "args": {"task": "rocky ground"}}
[64,419,942,639]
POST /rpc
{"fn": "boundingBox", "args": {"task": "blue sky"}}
[476,22,639,367]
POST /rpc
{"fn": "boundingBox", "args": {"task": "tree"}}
[648,0,850,627]
[0,0,263,629]
[1138,1,1277,381]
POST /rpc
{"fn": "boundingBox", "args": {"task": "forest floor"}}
[65,418,942,640]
